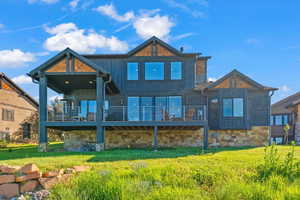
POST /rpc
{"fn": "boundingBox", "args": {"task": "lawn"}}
[1,143,300,199]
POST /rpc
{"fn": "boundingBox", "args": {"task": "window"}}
[171,62,182,80]
[168,96,182,119]
[145,62,164,80]
[141,97,153,121]
[283,115,289,125]
[155,97,167,121]
[79,100,96,121]
[275,115,283,126]
[128,97,140,121]
[2,109,14,121]
[270,116,274,126]
[223,98,244,117]
[127,62,139,80]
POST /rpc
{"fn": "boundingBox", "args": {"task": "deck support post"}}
[153,126,158,150]
[203,124,209,150]
[96,73,105,151]
[38,74,48,152]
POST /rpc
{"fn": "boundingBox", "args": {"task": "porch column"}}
[203,124,209,150]
[38,74,48,152]
[96,73,105,151]
[153,126,158,150]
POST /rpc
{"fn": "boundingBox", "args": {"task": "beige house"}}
[0,73,38,141]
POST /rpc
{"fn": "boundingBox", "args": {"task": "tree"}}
[283,124,290,145]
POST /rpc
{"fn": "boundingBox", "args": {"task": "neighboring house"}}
[271,92,300,144]
[28,36,277,152]
[0,73,38,141]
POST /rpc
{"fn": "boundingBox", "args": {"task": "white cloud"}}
[279,85,291,93]
[69,0,80,9]
[164,0,205,18]
[95,4,135,22]
[133,14,174,40]
[0,49,35,68]
[28,0,59,4]
[12,75,32,85]
[208,77,217,82]
[172,33,195,41]
[44,23,129,53]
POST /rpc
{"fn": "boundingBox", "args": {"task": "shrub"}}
[0,140,8,148]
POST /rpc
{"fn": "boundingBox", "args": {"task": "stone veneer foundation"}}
[208,126,269,147]
[63,126,269,151]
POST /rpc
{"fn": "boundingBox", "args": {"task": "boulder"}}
[73,166,90,172]
[65,168,75,174]
[39,177,59,190]
[42,169,64,178]
[0,183,19,199]
[18,163,39,175]
[0,174,15,184]
[0,165,20,174]
[20,180,39,193]
[16,171,41,182]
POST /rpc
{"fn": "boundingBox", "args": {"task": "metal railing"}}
[47,105,207,122]
[105,105,206,122]
[48,106,96,122]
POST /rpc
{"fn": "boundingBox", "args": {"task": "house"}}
[0,73,38,141]
[28,36,277,152]
[271,92,300,144]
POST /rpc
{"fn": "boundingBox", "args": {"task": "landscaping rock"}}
[20,180,39,193]
[59,174,72,182]
[0,174,15,184]
[42,169,64,178]
[64,168,75,174]
[0,165,19,174]
[18,164,39,175]
[16,172,41,182]
[73,166,90,172]
[0,183,19,199]
[39,177,59,190]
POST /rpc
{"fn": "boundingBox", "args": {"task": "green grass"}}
[1,143,300,199]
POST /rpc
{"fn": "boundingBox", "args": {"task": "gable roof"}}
[272,92,300,114]
[204,69,278,91]
[0,73,38,108]
[127,36,198,57]
[28,48,109,78]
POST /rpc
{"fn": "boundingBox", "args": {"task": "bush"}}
[0,140,8,148]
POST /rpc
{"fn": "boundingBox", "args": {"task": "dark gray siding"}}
[207,88,270,130]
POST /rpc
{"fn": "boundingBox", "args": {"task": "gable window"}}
[2,109,14,121]
[127,62,139,80]
[223,98,244,117]
[145,62,164,80]
[171,62,182,80]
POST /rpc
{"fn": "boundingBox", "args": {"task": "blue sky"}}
[0,0,299,103]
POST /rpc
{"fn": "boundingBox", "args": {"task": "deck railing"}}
[47,105,207,122]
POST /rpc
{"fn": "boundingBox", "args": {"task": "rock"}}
[0,183,19,199]
[16,171,41,182]
[42,169,64,178]
[0,174,15,184]
[18,164,39,175]
[0,165,20,174]
[39,177,59,190]
[73,166,90,172]
[59,174,73,182]
[20,180,39,193]
[64,168,75,174]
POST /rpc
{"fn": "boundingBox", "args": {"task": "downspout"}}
[268,90,275,145]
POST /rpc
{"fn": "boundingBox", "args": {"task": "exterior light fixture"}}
[89,81,93,84]
[65,80,70,84]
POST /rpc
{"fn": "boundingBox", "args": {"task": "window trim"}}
[127,62,139,80]
[222,98,244,118]
[144,62,165,80]
[170,61,183,80]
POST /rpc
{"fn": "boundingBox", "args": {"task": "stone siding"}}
[64,129,203,151]
[208,126,269,147]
